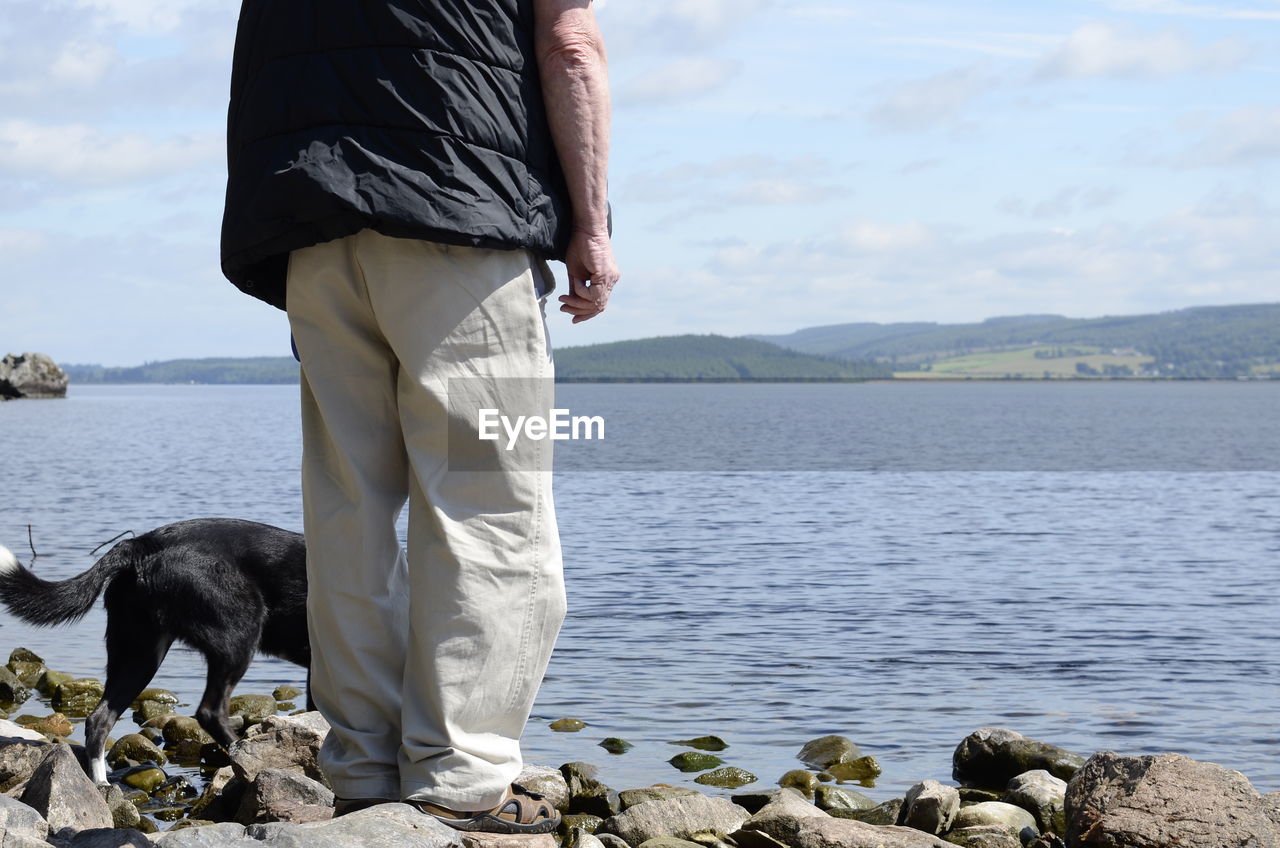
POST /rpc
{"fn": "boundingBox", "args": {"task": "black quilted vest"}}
[220,0,572,310]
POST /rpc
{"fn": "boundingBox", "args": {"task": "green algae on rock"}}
[669,751,724,772]
[694,766,757,789]
[671,736,729,752]
[600,737,634,754]
[552,717,589,732]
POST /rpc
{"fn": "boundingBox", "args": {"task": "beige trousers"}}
[285,229,565,807]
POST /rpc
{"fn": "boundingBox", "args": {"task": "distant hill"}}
[554,335,891,381]
[63,357,298,384]
[752,303,1280,379]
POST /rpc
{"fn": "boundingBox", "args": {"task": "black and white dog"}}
[0,518,311,784]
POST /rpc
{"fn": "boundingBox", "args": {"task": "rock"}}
[898,780,959,834]
[133,700,176,724]
[729,789,786,816]
[0,792,50,842]
[561,762,620,818]
[35,669,74,697]
[574,832,609,848]
[0,353,69,399]
[761,816,952,848]
[736,788,827,842]
[0,665,32,708]
[668,752,722,773]
[596,835,630,848]
[228,712,329,787]
[959,788,1003,804]
[1064,751,1280,847]
[813,785,876,814]
[14,712,73,737]
[952,729,1085,789]
[18,742,114,837]
[1025,835,1065,848]
[53,678,105,717]
[840,798,901,825]
[0,740,48,792]
[109,733,168,767]
[797,736,860,770]
[517,763,569,812]
[66,827,154,846]
[942,825,1022,848]
[952,802,1037,840]
[229,694,278,727]
[637,839,703,848]
[670,737,729,752]
[122,765,168,793]
[561,812,605,842]
[826,756,882,784]
[0,719,48,744]
[694,767,756,789]
[600,738,634,754]
[462,835,556,848]
[132,688,179,707]
[1265,790,1280,828]
[235,767,335,824]
[161,716,215,747]
[551,718,588,732]
[99,781,142,829]
[619,785,701,811]
[778,770,820,795]
[243,803,465,847]
[188,765,246,823]
[273,685,302,702]
[6,649,46,688]
[1003,769,1066,835]
[600,793,750,844]
[151,821,254,846]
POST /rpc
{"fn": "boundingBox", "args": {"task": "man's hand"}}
[558,228,619,323]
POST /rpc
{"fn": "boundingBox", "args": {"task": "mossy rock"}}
[778,769,820,795]
[52,677,104,716]
[668,751,723,773]
[960,787,1004,804]
[551,718,588,732]
[122,765,168,793]
[277,702,296,711]
[273,685,302,701]
[109,733,168,768]
[798,735,860,770]
[132,688,179,707]
[560,812,605,847]
[837,798,902,826]
[7,648,47,687]
[228,694,276,725]
[14,712,73,737]
[694,767,756,789]
[0,666,31,708]
[151,806,192,823]
[670,735,729,752]
[814,784,876,813]
[35,669,74,697]
[133,700,176,724]
[162,716,213,746]
[599,737,633,754]
[152,774,198,802]
[826,756,882,784]
[167,819,215,832]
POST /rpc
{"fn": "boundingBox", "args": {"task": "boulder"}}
[462,835,556,848]
[108,733,168,767]
[1003,769,1066,835]
[952,729,1085,789]
[1064,751,1280,847]
[951,802,1037,840]
[561,762,621,818]
[229,694,278,727]
[65,828,153,847]
[798,736,861,770]
[0,665,32,708]
[782,817,953,848]
[840,798,902,826]
[0,739,48,792]
[18,742,114,837]
[736,787,827,842]
[813,784,876,814]
[620,785,701,811]
[99,781,142,829]
[151,822,256,846]
[898,780,959,834]
[244,803,464,847]
[0,793,50,842]
[228,712,329,787]
[0,353,69,399]
[942,825,1021,848]
[600,793,750,844]
[235,767,335,824]
[517,763,569,811]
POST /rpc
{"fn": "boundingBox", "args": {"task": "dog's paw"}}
[0,545,19,575]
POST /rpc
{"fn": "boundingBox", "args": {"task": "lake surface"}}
[2,382,1278,811]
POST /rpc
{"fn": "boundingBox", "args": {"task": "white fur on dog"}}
[0,545,18,575]
[91,755,108,784]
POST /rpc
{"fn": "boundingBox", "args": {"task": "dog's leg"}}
[195,637,259,750]
[305,667,315,712]
[86,617,173,784]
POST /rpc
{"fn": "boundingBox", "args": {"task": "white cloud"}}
[1182,106,1280,165]
[621,154,845,212]
[1101,0,1280,21]
[0,120,221,185]
[868,65,992,131]
[619,57,741,104]
[1000,186,1124,219]
[1035,21,1251,79]
[598,0,771,54]
[884,33,1057,60]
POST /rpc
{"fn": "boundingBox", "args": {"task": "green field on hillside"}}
[894,345,1156,379]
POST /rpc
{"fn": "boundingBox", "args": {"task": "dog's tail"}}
[0,540,138,627]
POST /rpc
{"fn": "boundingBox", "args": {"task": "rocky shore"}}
[2,647,1279,847]
[0,353,68,400]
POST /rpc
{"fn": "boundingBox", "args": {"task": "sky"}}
[1,0,1278,365]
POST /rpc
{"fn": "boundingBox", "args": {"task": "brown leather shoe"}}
[407,783,560,834]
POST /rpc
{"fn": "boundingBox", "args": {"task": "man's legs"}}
[287,229,566,809]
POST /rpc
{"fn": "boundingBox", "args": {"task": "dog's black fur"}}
[0,518,311,783]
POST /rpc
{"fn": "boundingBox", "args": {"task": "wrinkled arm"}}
[534,0,620,322]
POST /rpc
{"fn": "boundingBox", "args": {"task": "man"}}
[220,0,618,835]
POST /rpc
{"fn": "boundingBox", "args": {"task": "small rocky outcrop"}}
[1064,751,1280,847]
[0,353,68,400]
[234,767,334,824]
[228,712,330,788]
[952,728,1085,789]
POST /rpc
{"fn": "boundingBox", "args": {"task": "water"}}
[2,382,1278,811]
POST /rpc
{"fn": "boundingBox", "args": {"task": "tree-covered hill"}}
[753,303,1280,378]
[554,335,892,381]
[63,357,299,384]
